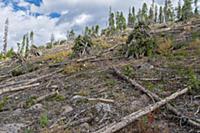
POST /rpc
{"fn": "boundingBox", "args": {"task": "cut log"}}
[0,83,40,95]
[94,88,188,133]
[112,67,200,128]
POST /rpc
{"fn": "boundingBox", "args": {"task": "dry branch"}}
[0,83,40,95]
[94,88,188,133]
[112,67,200,128]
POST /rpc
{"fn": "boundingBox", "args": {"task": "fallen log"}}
[0,83,40,95]
[94,88,188,133]
[112,67,200,128]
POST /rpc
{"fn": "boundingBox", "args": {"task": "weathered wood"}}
[112,67,200,128]
[0,83,40,95]
[94,88,188,133]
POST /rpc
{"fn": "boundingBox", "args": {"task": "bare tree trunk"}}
[94,88,188,133]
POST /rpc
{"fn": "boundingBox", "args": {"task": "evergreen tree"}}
[20,35,26,55]
[159,6,164,23]
[149,7,154,23]
[95,25,100,35]
[177,0,182,20]
[154,5,158,23]
[131,6,136,27]
[3,18,9,54]
[182,0,193,20]
[30,31,34,46]
[167,0,174,21]
[108,7,115,31]
[116,11,120,30]
[195,0,199,15]
[164,0,169,22]
[67,29,75,41]
[50,33,55,47]
[120,12,126,30]
[25,34,29,57]
[128,8,133,28]
[137,9,142,23]
[141,3,148,22]
[149,0,155,23]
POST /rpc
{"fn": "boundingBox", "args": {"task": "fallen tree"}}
[94,87,189,133]
[112,67,200,128]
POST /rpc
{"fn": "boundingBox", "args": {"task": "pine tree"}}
[149,7,154,23]
[195,0,199,15]
[131,6,136,27]
[159,6,164,23]
[164,0,168,22]
[141,3,148,22]
[182,0,193,20]
[120,12,126,30]
[154,5,158,23]
[3,18,9,54]
[108,7,115,31]
[167,0,174,21]
[51,33,55,47]
[116,11,120,30]
[177,0,182,20]
[25,34,29,57]
[67,29,75,41]
[149,0,155,23]
[20,35,26,55]
[30,31,34,46]
[95,25,100,35]
[128,8,133,28]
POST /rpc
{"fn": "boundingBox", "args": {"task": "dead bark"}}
[0,83,40,95]
[112,67,200,128]
[94,88,188,133]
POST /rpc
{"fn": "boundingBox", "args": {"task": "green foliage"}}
[182,0,193,20]
[0,48,15,60]
[159,6,164,23]
[39,113,49,128]
[122,65,135,78]
[108,7,115,32]
[26,96,37,108]
[0,97,8,111]
[187,69,200,93]
[72,35,93,57]
[49,94,65,102]
[123,22,157,58]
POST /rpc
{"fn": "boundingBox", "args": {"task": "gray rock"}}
[62,105,73,114]
[138,63,154,70]
[29,103,43,111]
[95,103,111,112]
[0,123,26,133]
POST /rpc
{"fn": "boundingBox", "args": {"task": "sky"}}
[0,0,182,50]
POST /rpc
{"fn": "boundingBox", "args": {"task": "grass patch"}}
[25,96,37,108]
[63,63,94,75]
[43,50,72,63]
[39,113,49,128]
[0,97,8,111]
[122,65,135,78]
[156,37,173,55]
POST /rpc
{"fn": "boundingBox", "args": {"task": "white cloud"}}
[0,3,92,50]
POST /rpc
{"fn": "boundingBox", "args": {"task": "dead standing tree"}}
[3,18,9,54]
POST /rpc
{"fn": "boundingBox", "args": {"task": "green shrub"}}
[72,35,93,57]
[39,114,49,128]
[123,22,156,58]
[187,69,200,93]
[0,97,8,111]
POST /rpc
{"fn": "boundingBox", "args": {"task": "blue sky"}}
[0,0,181,50]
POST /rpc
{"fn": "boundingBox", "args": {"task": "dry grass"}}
[63,62,95,75]
[189,38,200,48]
[42,50,72,62]
[92,38,112,49]
[156,38,173,54]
